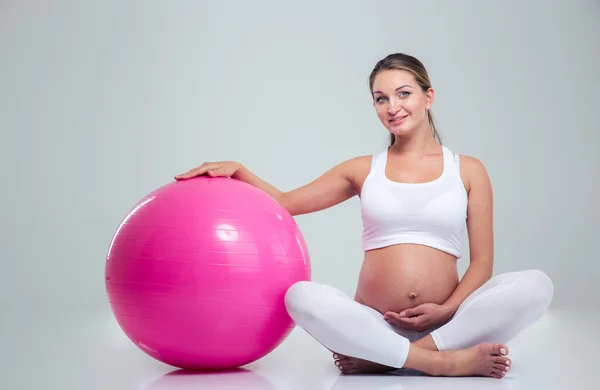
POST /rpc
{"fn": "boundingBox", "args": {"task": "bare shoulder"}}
[331,154,372,174]
[459,154,487,172]
[456,153,492,194]
[339,155,373,195]
[344,155,373,170]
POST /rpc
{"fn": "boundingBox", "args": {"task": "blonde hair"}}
[369,53,441,146]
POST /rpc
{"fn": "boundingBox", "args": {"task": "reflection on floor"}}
[2,305,595,389]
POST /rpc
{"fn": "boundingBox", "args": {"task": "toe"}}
[495,343,509,356]
[485,342,509,356]
[338,360,355,370]
[491,368,506,378]
[337,357,351,365]
[333,352,347,360]
[340,363,356,374]
[494,356,511,367]
[494,363,509,372]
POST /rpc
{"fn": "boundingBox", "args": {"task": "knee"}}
[284,281,324,321]
[284,281,312,311]
[518,269,554,310]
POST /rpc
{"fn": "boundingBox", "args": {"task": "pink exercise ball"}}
[105,176,311,370]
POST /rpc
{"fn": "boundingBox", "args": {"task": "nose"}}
[387,98,401,115]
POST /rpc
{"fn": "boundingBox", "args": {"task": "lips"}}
[389,114,408,125]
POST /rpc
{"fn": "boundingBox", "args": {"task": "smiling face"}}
[371,69,434,140]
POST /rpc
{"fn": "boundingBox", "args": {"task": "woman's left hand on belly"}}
[383,303,455,333]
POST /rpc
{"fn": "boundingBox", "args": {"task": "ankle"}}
[425,351,452,377]
[404,345,448,377]
[413,335,439,351]
[437,351,457,376]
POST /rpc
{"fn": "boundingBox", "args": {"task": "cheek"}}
[375,106,388,119]
[407,102,428,120]
[405,100,422,113]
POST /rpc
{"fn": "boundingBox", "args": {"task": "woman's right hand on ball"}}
[174,161,242,180]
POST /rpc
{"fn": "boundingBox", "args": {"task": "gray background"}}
[2,1,599,388]
[1,0,598,311]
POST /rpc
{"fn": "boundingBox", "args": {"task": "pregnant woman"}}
[175,53,553,379]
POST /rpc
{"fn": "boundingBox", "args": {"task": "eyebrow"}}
[373,85,414,94]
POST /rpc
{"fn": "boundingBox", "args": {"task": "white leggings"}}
[284,269,553,369]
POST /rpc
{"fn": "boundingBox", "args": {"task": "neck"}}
[390,126,439,156]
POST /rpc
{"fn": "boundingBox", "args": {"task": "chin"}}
[388,127,415,138]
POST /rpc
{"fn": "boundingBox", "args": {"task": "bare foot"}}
[333,342,512,378]
[333,353,396,375]
[438,343,511,379]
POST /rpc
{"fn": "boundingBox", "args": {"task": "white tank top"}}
[360,145,468,257]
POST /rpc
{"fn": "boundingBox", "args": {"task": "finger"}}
[401,305,426,318]
[175,167,204,179]
[386,319,419,332]
[176,164,216,179]
[386,311,421,322]
[398,314,429,331]
[383,312,402,324]
[385,311,416,324]
[396,316,421,327]
[206,166,223,176]
[384,315,419,331]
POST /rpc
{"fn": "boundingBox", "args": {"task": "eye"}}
[399,91,410,97]
[375,96,387,103]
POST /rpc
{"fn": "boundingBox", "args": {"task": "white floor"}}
[3,304,596,389]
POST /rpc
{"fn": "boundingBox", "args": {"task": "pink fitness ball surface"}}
[105,176,311,370]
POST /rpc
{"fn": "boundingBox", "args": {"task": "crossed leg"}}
[284,269,553,378]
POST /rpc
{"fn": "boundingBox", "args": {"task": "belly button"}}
[408,291,418,299]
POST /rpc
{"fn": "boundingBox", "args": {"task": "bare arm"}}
[176,156,368,216]
[234,157,367,216]
[443,155,495,312]
[231,164,286,203]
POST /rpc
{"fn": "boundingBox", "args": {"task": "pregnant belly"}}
[355,244,460,315]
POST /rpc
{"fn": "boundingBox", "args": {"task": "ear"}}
[425,87,435,110]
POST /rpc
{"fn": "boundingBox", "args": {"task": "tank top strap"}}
[442,146,461,177]
[372,146,459,178]
[369,149,388,174]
